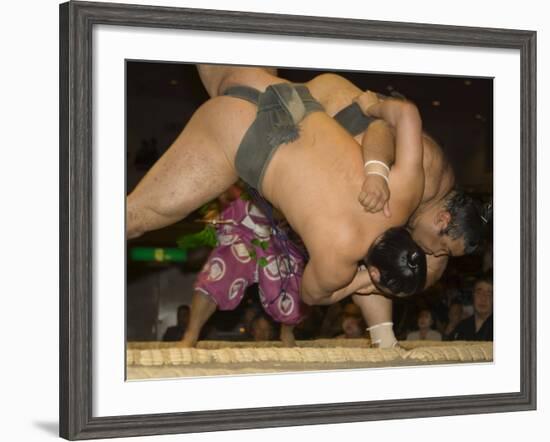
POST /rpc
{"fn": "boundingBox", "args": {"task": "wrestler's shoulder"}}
[310,217,365,258]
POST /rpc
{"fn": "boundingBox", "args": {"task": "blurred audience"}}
[241,303,262,336]
[248,314,276,342]
[162,305,190,341]
[337,304,366,339]
[406,309,442,341]
[319,303,345,338]
[441,302,464,341]
[293,306,323,340]
[339,316,365,339]
[450,273,493,341]
[159,247,494,345]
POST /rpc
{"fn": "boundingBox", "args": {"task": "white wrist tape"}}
[367,322,397,348]
[367,321,393,331]
[366,171,389,184]
[364,160,390,173]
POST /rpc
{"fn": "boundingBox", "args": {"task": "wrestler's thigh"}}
[130,96,255,220]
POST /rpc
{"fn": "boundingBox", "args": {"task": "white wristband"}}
[366,171,389,184]
[364,160,390,173]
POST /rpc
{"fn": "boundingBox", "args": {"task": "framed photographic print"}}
[59,0,536,439]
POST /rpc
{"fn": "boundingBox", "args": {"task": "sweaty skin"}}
[301,73,454,339]
[198,69,467,347]
[201,67,453,279]
[199,65,427,306]
[127,65,425,305]
[304,73,455,213]
[302,72,454,262]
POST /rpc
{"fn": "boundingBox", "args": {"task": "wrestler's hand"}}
[354,90,380,116]
[358,174,391,217]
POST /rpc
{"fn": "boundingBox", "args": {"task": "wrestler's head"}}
[364,227,427,299]
[408,189,491,257]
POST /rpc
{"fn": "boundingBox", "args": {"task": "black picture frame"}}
[59,1,537,439]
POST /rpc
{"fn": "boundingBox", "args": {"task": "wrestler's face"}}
[410,210,466,257]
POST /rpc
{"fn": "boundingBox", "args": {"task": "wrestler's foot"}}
[280,335,296,347]
[177,332,198,348]
[280,325,296,347]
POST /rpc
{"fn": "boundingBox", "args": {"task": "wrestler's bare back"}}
[305,73,455,205]
[128,65,423,301]
[205,67,416,269]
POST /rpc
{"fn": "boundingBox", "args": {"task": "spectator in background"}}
[442,302,464,341]
[240,303,262,336]
[406,309,442,341]
[338,316,365,339]
[293,306,324,340]
[163,305,190,341]
[319,303,345,338]
[248,314,276,342]
[337,303,366,339]
[450,273,493,341]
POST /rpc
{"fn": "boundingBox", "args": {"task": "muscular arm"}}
[352,293,392,327]
[308,266,375,306]
[364,99,423,173]
[358,119,396,215]
[365,99,425,215]
[362,119,395,168]
[350,253,448,348]
[352,293,396,347]
[300,247,357,306]
[354,92,424,215]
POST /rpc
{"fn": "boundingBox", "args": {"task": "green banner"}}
[130,247,188,263]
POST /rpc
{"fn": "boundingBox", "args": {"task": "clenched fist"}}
[358,173,391,217]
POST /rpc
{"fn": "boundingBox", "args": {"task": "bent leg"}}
[180,290,217,348]
[180,239,256,346]
[127,96,254,239]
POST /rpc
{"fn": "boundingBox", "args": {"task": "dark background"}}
[126,62,493,341]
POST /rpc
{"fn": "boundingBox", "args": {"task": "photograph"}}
[58,1,536,438]
[125,62,494,380]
